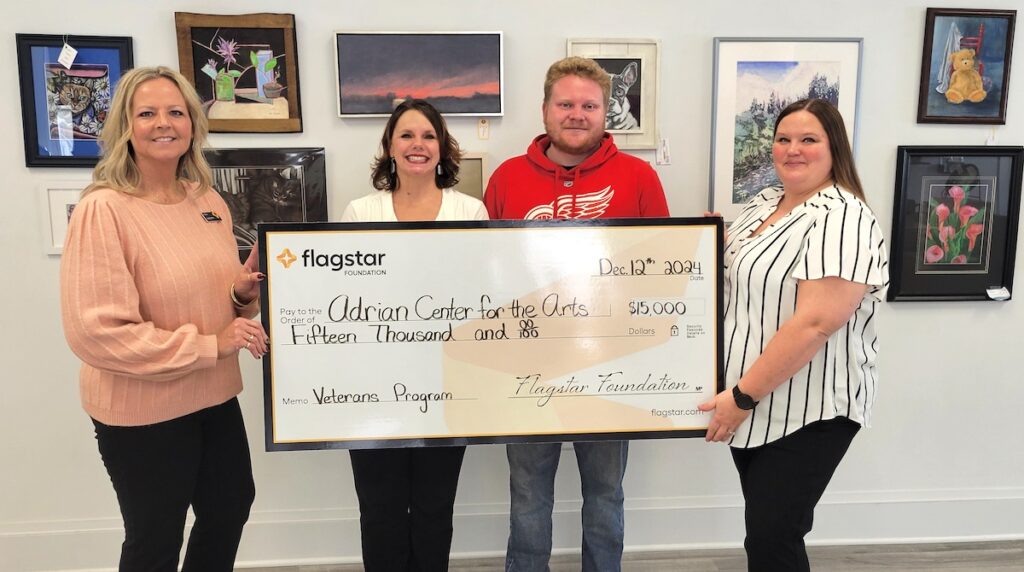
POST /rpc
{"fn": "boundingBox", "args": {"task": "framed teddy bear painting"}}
[917,8,1016,124]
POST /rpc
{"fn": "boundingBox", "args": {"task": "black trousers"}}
[730,417,860,572]
[349,445,466,572]
[92,397,255,572]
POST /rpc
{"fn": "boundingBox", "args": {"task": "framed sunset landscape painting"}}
[334,32,503,117]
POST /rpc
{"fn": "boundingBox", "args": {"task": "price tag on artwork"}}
[58,43,78,69]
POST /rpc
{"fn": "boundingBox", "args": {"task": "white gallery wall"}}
[2,0,1022,569]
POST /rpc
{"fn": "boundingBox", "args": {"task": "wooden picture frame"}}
[335,32,503,117]
[16,34,133,167]
[175,12,302,132]
[917,8,1016,124]
[567,38,660,149]
[889,146,1024,301]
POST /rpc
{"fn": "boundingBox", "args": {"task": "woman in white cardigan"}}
[341,99,486,572]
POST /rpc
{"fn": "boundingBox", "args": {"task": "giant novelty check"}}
[259,218,722,450]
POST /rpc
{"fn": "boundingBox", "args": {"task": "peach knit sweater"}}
[60,186,257,426]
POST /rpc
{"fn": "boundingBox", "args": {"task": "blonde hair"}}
[543,56,611,106]
[85,66,212,196]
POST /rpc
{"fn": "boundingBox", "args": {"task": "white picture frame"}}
[567,38,660,150]
[335,31,504,118]
[39,181,88,255]
[709,37,863,220]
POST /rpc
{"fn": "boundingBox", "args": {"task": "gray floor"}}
[252,539,1024,571]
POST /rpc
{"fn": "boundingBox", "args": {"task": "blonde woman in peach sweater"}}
[60,66,267,572]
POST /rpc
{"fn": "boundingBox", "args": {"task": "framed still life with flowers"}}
[889,146,1024,301]
[175,12,302,133]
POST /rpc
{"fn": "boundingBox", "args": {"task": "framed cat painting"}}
[205,148,328,263]
[16,34,134,167]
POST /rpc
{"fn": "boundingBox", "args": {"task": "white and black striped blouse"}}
[724,185,889,448]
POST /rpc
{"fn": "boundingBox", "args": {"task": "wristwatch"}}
[732,385,758,410]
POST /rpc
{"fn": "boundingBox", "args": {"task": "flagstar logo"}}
[276,248,297,268]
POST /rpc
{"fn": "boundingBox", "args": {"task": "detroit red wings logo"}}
[524,186,614,220]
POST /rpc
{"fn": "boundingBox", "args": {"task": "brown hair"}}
[85,66,212,196]
[774,98,866,203]
[543,56,612,106]
[370,99,462,191]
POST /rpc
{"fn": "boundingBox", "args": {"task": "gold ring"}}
[248,334,255,342]
[246,341,251,349]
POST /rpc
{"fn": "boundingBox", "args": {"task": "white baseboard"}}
[3,489,1022,571]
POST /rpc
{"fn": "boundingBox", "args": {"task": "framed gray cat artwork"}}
[204,148,327,262]
[16,34,134,167]
[567,38,660,150]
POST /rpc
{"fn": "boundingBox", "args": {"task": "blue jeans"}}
[505,440,628,572]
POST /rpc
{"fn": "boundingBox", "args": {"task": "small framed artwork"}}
[917,8,1016,124]
[335,32,503,117]
[205,148,327,262]
[567,38,660,149]
[453,152,487,200]
[16,34,133,168]
[889,146,1024,301]
[710,38,863,220]
[175,12,302,133]
[38,181,89,254]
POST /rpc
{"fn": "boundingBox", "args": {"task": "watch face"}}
[733,385,756,410]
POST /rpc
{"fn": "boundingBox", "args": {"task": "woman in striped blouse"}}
[699,99,889,571]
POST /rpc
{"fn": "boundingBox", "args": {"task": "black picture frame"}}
[917,8,1016,124]
[204,148,327,263]
[16,34,134,167]
[889,146,1024,301]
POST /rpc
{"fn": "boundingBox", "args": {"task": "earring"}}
[436,162,444,176]
[390,157,396,175]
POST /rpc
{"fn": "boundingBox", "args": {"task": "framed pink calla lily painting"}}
[889,146,1024,301]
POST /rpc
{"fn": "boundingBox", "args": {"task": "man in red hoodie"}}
[485,57,669,572]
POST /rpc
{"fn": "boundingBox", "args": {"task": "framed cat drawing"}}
[205,148,327,262]
[16,34,134,167]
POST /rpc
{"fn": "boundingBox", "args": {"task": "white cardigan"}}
[341,189,488,222]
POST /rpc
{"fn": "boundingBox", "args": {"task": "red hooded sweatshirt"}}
[484,133,669,220]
